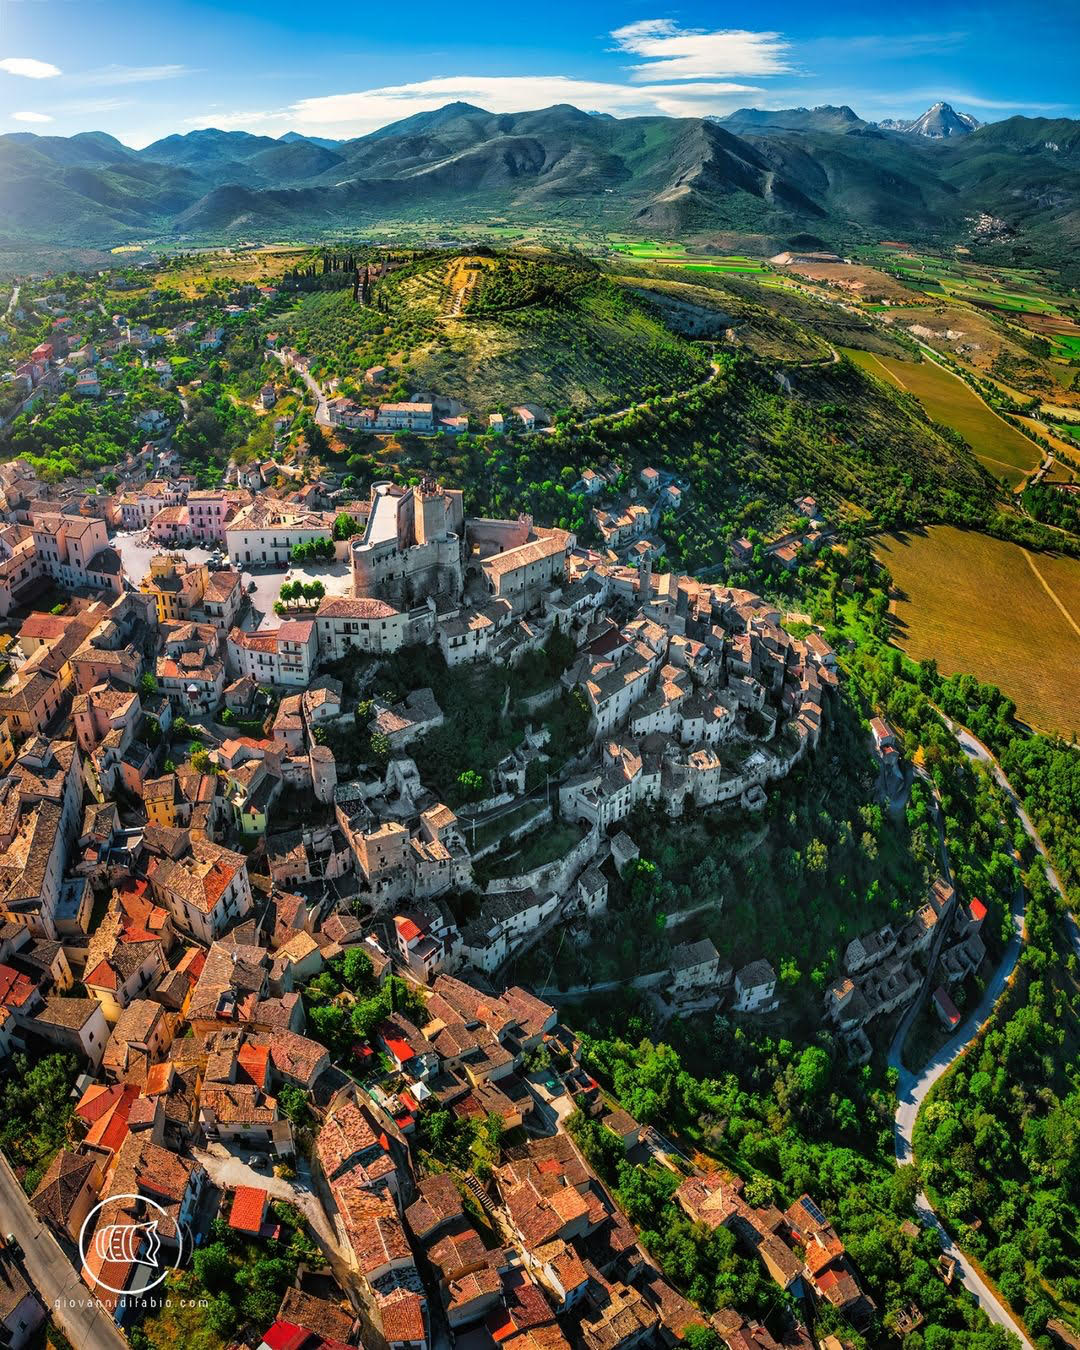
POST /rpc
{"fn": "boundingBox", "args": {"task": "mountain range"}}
[0,100,1077,263]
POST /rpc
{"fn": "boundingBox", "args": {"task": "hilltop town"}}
[0,252,1059,1350]
[0,414,1001,1349]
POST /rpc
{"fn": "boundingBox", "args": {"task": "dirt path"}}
[1022,550,1080,639]
[867,351,908,390]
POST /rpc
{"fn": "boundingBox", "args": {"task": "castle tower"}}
[413,477,448,546]
[309,744,337,805]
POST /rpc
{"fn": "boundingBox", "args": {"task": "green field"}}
[877,526,1080,737]
[856,248,1066,316]
[611,239,766,273]
[841,348,1042,486]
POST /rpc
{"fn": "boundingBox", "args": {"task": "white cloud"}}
[274,74,762,139]
[77,64,192,87]
[610,20,792,81]
[0,56,61,80]
[11,110,54,123]
[183,108,291,130]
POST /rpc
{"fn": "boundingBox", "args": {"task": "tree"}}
[139,673,158,697]
[457,768,485,801]
[342,947,374,994]
[793,1045,830,1098]
[278,1084,313,1130]
[237,1254,293,1326]
[333,511,361,541]
[193,1241,233,1291]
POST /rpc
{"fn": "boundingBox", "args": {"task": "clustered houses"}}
[140,553,244,631]
[825,878,987,1063]
[118,480,251,543]
[677,1174,876,1327]
[0,469,833,996]
[557,561,830,827]
[0,438,859,1349]
[326,393,477,437]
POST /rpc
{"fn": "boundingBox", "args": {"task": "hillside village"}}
[0,258,1027,1350]
[0,416,1001,1350]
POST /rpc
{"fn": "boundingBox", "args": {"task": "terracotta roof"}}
[378,1288,427,1344]
[229,1185,269,1233]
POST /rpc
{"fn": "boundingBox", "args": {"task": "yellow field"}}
[153,246,310,297]
[842,348,1042,487]
[877,526,1080,737]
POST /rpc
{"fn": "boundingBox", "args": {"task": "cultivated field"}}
[608,238,767,272]
[877,526,1080,737]
[841,348,1042,486]
[152,246,311,297]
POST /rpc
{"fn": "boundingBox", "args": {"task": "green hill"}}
[275,252,711,417]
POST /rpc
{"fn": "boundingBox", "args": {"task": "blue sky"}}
[1,0,1077,146]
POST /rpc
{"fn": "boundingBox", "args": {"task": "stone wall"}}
[484,822,600,897]
[470,805,553,862]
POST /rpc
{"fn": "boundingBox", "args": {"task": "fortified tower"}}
[351,480,464,608]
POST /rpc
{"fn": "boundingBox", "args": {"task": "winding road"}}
[889,715,1076,1349]
[272,349,331,426]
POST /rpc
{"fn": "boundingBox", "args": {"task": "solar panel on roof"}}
[799,1195,827,1226]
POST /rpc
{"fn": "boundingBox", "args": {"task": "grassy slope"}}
[877,526,1080,736]
[842,347,1042,486]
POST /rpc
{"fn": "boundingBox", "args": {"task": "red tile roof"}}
[383,1035,414,1064]
[259,1322,310,1350]
[395,916,422,942]
[75,1081,138,1124]
[237,1042,271,1088]
[229,1185,269,1234]
[969,897,987,923]
[0,963,37,1009]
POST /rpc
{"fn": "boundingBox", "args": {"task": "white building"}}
[732,960,777,1013]
[228,620,318,688]
[316,595,410,659]
[225,500,333,567]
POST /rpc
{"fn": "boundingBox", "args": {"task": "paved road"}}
[912,1192,1031,1349]
[4,284,19,320]
[0,1154,128,1350]
[892,876,1025,1166]
[887,712,1080,1350]
[951,720,1079,961]
[273,350,330,426]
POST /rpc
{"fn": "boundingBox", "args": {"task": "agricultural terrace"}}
[841,347,1042,486]
[877,525,1080,738]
